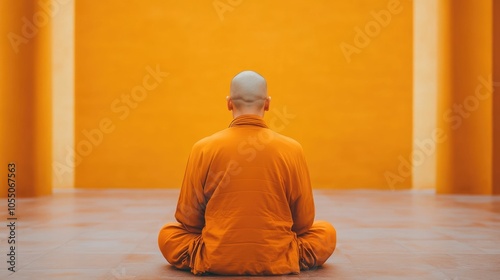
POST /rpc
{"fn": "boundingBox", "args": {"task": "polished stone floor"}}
[0,189,499,279]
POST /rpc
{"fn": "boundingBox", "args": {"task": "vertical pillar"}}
[412,0,438,190]
[52,0,75,189]
[436,0,493,194]
[0,1,52,197]
[493,0,500,194]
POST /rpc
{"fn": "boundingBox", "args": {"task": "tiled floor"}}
[1,189,499,279]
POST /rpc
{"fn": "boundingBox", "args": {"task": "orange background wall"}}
[75,0,413,189]
[1,0,52,197]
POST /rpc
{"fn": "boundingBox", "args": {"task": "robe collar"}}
[229,114,269,128]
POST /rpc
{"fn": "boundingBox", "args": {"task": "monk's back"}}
[194,117,304,274]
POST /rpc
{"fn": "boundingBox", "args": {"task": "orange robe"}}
[158,115,336,275]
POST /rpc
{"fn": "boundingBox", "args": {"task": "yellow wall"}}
[0,0,52,197]
[74,0,413,189]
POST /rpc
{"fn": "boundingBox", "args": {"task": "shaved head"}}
[229,71,268,113]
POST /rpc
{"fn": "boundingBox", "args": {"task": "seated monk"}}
[158,70,336,275]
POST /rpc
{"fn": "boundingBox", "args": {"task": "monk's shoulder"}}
[191,128,231,151]
[270,130,303,152]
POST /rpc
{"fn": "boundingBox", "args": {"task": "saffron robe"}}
[158,115,336,275]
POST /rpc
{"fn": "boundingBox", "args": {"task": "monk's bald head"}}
[229,71,268,112]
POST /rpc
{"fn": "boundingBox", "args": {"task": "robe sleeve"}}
[174,144,207,234]
[289,146,315,236]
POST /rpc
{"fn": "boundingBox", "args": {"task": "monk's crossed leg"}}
[158,222,199,270]
[297,221,336,270]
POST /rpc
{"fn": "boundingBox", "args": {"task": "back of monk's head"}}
[229,70,269,113]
